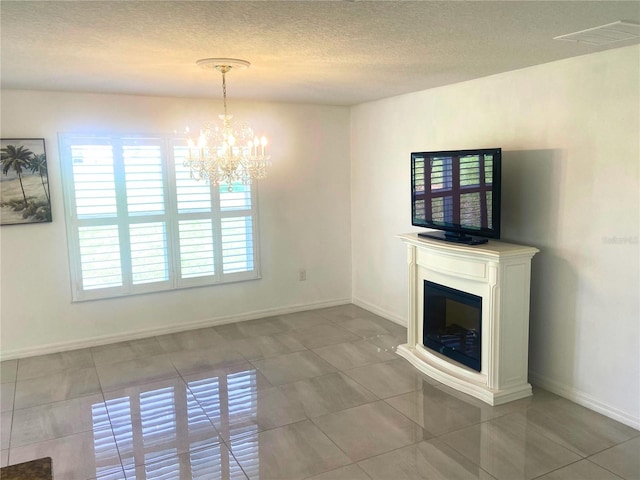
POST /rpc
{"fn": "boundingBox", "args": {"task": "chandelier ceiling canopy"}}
[185,58,271,190]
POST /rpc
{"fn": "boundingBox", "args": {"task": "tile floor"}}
[0,304,638,480]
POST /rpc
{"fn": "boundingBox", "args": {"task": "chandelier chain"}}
[221,70,228,120]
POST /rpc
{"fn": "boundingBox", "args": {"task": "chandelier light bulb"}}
[260,136,267,156]
[197,132,206,148]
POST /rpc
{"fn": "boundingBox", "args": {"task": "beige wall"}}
[0,91,352,357]
[351,45,640,428]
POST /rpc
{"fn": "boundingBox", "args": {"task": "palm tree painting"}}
[1,138,52,225]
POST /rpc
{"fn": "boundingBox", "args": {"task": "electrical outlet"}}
[299,269,307,281]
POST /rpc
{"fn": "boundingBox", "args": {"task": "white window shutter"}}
[60,133,260,301]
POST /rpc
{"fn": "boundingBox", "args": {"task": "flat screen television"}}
[411,148,501,245]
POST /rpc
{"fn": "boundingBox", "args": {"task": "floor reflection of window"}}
[92,402,123,480]
[93,369,259,479]
[140,386,177,465]
[229,433,260,479]
[190,444,229,479]
[187,369,260,478]
[227,371,260,479]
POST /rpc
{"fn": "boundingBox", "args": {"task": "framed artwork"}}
[1,138,52,225]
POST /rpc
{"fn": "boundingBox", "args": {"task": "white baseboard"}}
[351,296,407,327]
[0,298,352,361]
[529,370,640,430]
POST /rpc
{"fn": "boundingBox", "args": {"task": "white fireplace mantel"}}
[397,233,539,405]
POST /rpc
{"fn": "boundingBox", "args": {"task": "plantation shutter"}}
[60,134,260,301]
[220,185,255,274]
[172,145,218,286]
[66,138,126,297]
[123,139,170,290]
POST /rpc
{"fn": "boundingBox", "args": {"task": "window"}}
[59,134,259,301]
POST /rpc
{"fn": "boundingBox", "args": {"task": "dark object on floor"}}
[0,457,52,480]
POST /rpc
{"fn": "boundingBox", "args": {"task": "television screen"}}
[411,148,501,244]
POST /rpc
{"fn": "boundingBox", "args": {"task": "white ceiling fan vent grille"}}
[554,21,640,45]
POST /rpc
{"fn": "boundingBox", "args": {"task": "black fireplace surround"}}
[423,280,482,371]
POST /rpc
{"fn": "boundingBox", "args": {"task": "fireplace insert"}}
[423,280,482,371]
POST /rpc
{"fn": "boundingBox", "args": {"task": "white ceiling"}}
[1,1,639,106]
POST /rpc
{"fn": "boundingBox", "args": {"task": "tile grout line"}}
[87,347,126,478]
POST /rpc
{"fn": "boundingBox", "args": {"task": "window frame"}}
[59,133,261,302]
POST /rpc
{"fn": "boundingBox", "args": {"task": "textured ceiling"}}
[1,1,639,106]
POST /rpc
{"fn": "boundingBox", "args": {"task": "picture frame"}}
[1,138,52,225]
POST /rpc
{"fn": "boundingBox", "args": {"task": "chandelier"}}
[185,58,271,190]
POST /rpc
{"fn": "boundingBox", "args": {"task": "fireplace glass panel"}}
[423,280,482,371]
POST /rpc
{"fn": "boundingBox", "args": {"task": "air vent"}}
[554,21,640,45]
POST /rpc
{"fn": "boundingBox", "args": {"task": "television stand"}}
[418,231,488,245]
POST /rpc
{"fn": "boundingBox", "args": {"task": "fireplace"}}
[396,233,538,405]
[423,280,482,372]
